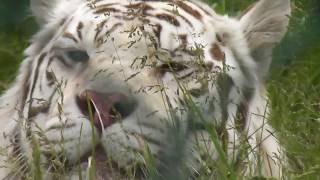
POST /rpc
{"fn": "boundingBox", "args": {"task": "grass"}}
[0,0,319,179]
[0,16,36,92]
[268,45,320,179]
[0,33,27,91]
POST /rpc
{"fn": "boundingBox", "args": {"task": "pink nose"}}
[76,90,137,133]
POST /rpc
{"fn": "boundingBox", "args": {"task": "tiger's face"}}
[0,0,290,179]
[24,1,236,177]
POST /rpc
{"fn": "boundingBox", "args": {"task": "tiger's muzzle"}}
[76,90,138,133]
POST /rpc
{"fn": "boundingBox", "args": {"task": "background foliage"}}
[0,0,319,179]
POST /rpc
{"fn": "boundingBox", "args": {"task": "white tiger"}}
[0,0,290,179]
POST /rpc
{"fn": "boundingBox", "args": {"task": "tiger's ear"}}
[240,0,291,50]
[240,0,291,79]
[30,0,82,25]
[30,0,59,24]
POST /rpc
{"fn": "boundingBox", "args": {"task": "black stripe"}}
[27,52,47,118]
[94,7,120,14]
[176,1,202,20]
[178,34,188,47]
[163,9,193,27]
[77,22,84,40]
[152,24,162,47]
[59,17,67,26]
[235,87,254,132]
[96,23,122,48]
[25,53,47,139]
[28,104,50,118]
[94,3,118,10]
[235,101,248,133]
[45,122,77,132]
[94,19,108,41]
[46,70,55,86]
[155,13,180,26]
[28,85,57,119]
[216,73,235,125]
[19,62,32,114]
[46,56,56,86]
[106,23,122,34]
[125,2,154,14]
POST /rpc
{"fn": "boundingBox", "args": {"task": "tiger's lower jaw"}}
[43,145,145,180]
[43,161,128,179]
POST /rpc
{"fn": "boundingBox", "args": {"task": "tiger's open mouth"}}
[78,145,117,179]
[74,145,144,180]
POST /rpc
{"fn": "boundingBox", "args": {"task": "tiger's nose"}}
[76,90,137,132]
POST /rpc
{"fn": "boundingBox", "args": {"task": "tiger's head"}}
[0,0,290,179]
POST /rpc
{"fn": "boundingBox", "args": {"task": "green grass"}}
[0,16,36,92]
[268,45,320,179]
[0,0,319,179]
[0,33,27,91]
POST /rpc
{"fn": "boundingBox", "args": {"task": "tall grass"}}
[268,46,320,179]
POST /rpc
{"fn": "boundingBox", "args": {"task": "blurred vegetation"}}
[0,0,36,91]
[0,0,319,179]
[0,0,29,28]
[269,45,320,179]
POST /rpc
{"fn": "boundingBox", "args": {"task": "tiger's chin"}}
[47,145,140,180]
[69,147,124,180]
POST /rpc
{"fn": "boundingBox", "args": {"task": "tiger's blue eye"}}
[66,50,89,62]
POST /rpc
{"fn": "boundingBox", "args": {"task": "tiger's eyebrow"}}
[62,32,78,43]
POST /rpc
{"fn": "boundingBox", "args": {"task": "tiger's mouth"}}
[78,145,118,179]
[69,90,141,179]
[74,145,144,179]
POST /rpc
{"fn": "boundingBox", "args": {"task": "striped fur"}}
[0,0,290,179]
